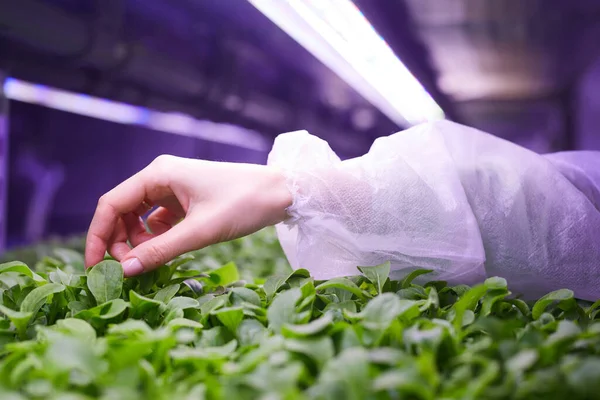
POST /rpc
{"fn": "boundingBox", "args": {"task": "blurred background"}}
[0,0,599,251]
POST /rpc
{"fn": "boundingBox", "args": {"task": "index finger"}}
[85,171,149,268]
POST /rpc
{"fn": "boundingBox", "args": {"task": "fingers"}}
[120,217,211,277]
[133,201,154,217]
[146,207,181,235]
[121,206,181,251]
[122,212,154,247]
[85,171,150,268]
[85,154,180,269]
[117,207,185,276]
[107,218,133,260]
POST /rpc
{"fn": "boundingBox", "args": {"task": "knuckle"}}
[145,244,171,267]
[97,193,117,215]
[148,155,179,185]
[97,194,111,211]
[151,154,176,169]
[97,194,108,206]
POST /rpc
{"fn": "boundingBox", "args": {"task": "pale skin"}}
[84,155,293,277]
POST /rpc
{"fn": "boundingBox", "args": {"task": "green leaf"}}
[267,288,302,333]
[400,269,434,288]
[171,340,238,361]
[54,318,96,341]
[419,286,440,313]
[48,268,72,286]
[199,326,228,347]
[324,300,357,316]
[284,336,335,369]
[450,284,488,330]
[367,347,405,366]
[547,320,581,345]
[532,289,575,320]
[107,319,153,337]
[281,313,333,338]
[0,305,32,338]
[129,290,162,319]
[43,333,102,378]
[397,287,427,300]
[74,299,129,320]
[167,318,203,332]
[358,261,390,294]
[0,262,45,283]
[480,289,509,317]
[255,269,306,302]
[67,301,89,315]
[154,284,180,303]
[587,299,600,318]
[199,295,229,315]
[167,296,199,310]
[0,262,33,277]
[311,347,371,400]
[167,254,195,269]
[508,298,531,318]
[563,357,600,398]
[87,260,123,304]
[263,274,289,300]
[506,349,538,375]
[20,283,65,314]
[96,299,130,319]
[315,278,367,300]
[361,293,420,330]
[230,287,261,307]
[372,369,434,398]
[237,319,267,346]
[212,307,244,334]
[484,276,508,290]
[208,262,239,286]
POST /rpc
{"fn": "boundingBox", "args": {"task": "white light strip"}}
[3,78,270,152]
[247,0,444,126]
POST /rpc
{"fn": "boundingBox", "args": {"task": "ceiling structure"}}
[405,0,600,102]
[2,0,600,155]
[1,0,402,157]
[374,0,600,151]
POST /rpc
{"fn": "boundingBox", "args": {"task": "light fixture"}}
[247,0,444,126]
[3,78,269,151]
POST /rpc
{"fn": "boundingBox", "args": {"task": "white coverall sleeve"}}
[267,120,600,300]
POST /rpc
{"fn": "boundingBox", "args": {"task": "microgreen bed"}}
[0,228,598,400]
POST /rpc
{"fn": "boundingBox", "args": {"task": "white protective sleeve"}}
[267,120,600,300]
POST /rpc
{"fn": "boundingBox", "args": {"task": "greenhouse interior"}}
[1,0,600,398]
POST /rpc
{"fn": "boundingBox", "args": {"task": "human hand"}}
[84,155,292,277]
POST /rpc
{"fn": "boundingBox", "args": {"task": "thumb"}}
[120,218,211,277]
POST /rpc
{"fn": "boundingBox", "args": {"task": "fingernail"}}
[122,258,145,276]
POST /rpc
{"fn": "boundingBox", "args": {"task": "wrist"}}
[261,166,294,225]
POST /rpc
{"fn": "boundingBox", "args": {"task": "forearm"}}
[439,124,600,299]
[268,124,486,284]
[269,121,600,300]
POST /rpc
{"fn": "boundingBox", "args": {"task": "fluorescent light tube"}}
[3,78,269,151]
[247,0,444,125]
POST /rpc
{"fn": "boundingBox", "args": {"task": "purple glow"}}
[3,78,270,151]
[0,74,8,252]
